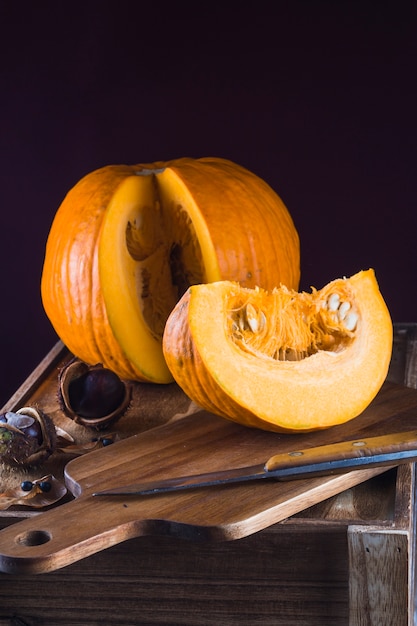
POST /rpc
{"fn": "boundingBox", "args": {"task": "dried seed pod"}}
[59,359,131,429]
[0,474,67,510]
[0,407,56,468]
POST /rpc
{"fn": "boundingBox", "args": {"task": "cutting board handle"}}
[0,496,141,574]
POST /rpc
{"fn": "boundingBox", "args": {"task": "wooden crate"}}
[0,324,416,626]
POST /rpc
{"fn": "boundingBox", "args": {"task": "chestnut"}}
[59,359,131,429]
[0,407,56,468]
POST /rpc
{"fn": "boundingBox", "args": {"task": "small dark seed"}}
[38,481,52,493]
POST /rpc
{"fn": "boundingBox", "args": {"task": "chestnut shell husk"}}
[0,407,57,468]
[59,359,131,429]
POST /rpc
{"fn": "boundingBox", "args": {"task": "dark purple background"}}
[1,2,416,406]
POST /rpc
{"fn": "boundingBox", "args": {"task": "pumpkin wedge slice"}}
[162,269,393,432]
[41,157,299,383]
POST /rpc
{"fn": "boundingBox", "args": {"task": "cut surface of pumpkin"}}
[41,157,300,383]
[162,270,393,432]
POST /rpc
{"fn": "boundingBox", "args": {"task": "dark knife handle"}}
[265,430,417,476]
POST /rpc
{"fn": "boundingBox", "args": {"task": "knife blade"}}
[92,429,417,497]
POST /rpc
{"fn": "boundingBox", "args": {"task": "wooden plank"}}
[1,346,417,572]
[0,325,415,623]
[347,462,417,626]
[347,325,417,626]
[0,523,351,625]
[348,527,409,625]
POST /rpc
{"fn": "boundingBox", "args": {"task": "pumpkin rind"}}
[41,165,142,380]
[162,269,393,432]
[41,157,300,383]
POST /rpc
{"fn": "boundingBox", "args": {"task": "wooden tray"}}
[1,340,417,574]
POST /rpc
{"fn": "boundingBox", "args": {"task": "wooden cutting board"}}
[1,380,417,575]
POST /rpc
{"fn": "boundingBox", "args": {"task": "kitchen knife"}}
[93,429,417,497]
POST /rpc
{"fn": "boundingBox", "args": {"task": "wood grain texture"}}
[0,522,350,626]
[348,528,409,625]
[1,341,417,573]
[0,470,402,626]
[0,385,416,573]
[0,324,416,626]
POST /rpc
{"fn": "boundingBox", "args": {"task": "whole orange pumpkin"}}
[41,157,300,383]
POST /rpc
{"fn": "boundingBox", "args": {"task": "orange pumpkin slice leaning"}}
[162,269,393,432]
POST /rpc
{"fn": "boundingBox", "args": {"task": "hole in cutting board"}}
[15,529,52,546]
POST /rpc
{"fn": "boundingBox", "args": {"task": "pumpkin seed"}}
[246,303,259,333]
[338,301,351,321]
[327,293,340,311]
[343,311,358,331]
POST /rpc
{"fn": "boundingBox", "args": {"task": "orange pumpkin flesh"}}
[41,157,300,382]
[162,270,393,432]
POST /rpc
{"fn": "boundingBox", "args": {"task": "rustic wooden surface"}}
[0,467,408,626]
[0,342,196,492]
[0,324,416,624]
[1,373,417,573]
[349,529,409,624]
[347,462,416,626]
[0,520,351,626]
